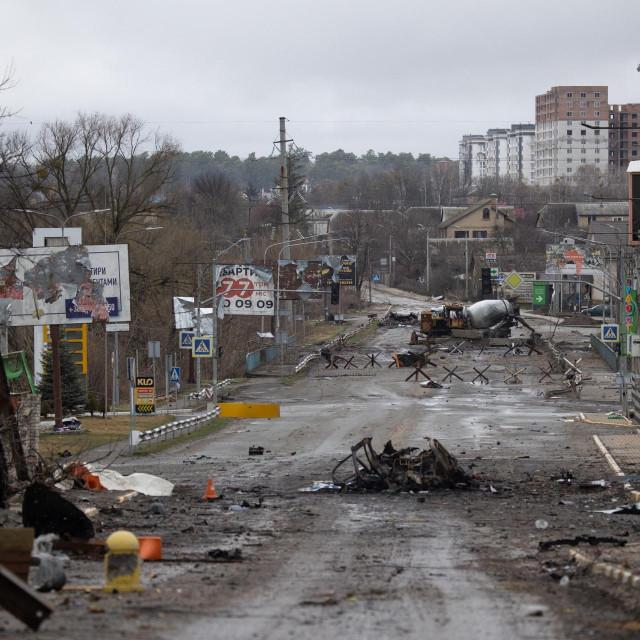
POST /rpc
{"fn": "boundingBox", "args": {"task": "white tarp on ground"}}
[91,468,174,496]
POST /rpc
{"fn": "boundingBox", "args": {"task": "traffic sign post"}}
[192,336,214,358]
[170,367,181,384]
[179,330,194,350]
[533,281,548,307]
[601,323,620,344]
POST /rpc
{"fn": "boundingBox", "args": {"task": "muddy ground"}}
[2,314,640,639]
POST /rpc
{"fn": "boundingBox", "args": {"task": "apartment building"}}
[459,124,535,185]
[535,85,609,185]
[609,103,640,168]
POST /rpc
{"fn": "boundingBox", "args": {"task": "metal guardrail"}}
[590,334,619,372]
[188,379,233,400]
[294,353,319,373]
[137,407,221,445]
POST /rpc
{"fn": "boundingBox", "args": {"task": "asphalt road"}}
[4,292,638,640]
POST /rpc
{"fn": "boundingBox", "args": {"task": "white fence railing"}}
[188,379,233,400]
[136,407,221,445]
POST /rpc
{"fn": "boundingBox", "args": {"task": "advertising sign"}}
[624,279,638,334]
[485,252,497,261]
[276,255,357,300]
[0,244,130,326]
[135,376,155,414]
[216,265,274,316]
[545,244,605,276]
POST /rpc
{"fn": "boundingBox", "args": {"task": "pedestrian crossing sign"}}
[170,367,181,383]
[601,323,619,343]
[192,336,214,358]
[179,330,195,349]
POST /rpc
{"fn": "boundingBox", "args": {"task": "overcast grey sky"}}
[2,0,639,159]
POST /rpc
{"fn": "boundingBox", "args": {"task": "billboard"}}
[276,255,357,300]
[215,264,274,316]
[545,244,605,276]
[0,244,130,327]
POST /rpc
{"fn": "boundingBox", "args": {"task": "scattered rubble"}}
[332,437,471,491]
[207,548,243,562]
[539,535,628,552]
[248,446,265,456]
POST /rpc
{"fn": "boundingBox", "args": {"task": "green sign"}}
[532,281,548,306]
[490,267,499,278]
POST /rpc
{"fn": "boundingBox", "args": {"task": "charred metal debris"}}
[332,437,472,492]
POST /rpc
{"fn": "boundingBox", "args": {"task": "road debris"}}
[535,519,549,530]
[299,481,342,493]
[88,468,174,497]
[22,483,94,539]
[207,548,243,562]
[248,446,265,456]
[539,535,628,551]
[31,534,67,592]
[595,502,640,515]
[332,437,470,491]
[0,565,53,631]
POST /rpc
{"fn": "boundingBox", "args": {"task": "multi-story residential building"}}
[535,85,609,185]
[458,134,487,184]
[459,124,535,185]
[609,103,640,169]
[507,124,536,183]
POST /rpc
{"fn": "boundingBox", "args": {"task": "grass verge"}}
[39,415,172,460]
[132,417,230,456]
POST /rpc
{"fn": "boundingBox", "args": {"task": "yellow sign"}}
[135,376,155,414]
[504,272,523,289]
[218,402,280,419]
[43,324,88,374]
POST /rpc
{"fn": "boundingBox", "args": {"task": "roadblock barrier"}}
[218,402,280,419]
[136,408,220,445]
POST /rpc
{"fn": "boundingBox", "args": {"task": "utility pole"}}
[279,116,291,348]
[464,236,469,301]
[426,230,431,295]
[212,257,218,406]
[195,266,202,393]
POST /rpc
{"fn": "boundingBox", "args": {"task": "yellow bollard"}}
[103,530,143,593]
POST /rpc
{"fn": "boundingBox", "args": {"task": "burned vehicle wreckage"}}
[332,437,471,491]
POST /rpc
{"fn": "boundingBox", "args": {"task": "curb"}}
[570,549,640,588]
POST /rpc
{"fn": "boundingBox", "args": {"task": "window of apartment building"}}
[454,230,468,239]
[581,129,586,135]
[633,113,638,120]
[634,151,639,157]
[566,92,573,97]
[595,130,600,135]
[633,132,638,138]
[634,123,639,128]
[566,111,572,117]
[567,167,572,173]
[594,91,600,97]
[581,139,587,144]
[594,100,600,107]
[567,129,572,136]
[580,92,586,98]
[567,147,572,154]
[581,148,586,153]
[579,101,586,107]
[581,158,587,163]
[482,208,490,220]
[580,111,586,118]
[595,148,600,153]
[567,157,572,162]
[595,111,600,117]
[595,158,601,163]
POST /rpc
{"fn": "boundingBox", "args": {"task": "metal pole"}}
[114,332,120,407]
[104,325,108,418]
[212,257,218,405]
[464,236,469,301]
[165,353,169,410]
[195,266,202,393]
[279,117,291,352]
[426,231,431,295]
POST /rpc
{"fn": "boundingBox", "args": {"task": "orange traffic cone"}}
[202,478,219,501]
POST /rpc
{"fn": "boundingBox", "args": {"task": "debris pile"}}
[332,437,471,491]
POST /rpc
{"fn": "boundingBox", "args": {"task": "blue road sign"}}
[192,336,214,358]
[371,273,381,283]
[601,323,619,343]
[169,367,181,383]
[179,330,195,349]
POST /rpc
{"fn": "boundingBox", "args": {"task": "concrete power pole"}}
[279,116,291,346]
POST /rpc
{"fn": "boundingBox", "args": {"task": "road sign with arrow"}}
[533,281,548,306]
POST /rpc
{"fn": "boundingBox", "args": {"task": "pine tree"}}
[39,340,86,415]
